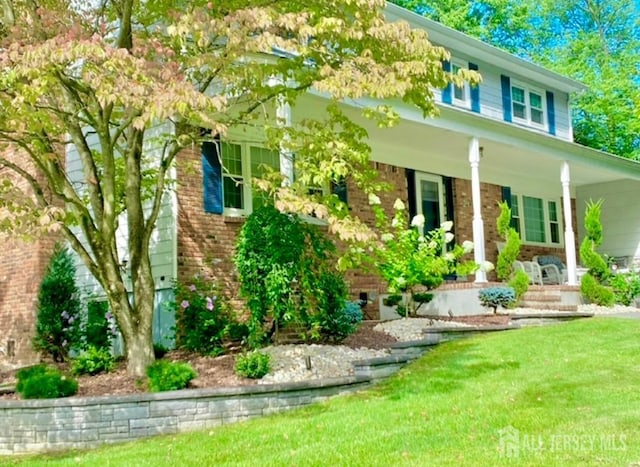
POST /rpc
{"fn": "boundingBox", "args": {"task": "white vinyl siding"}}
[447,60,572,141]
[577,179,640,261]
[66,121,177,297]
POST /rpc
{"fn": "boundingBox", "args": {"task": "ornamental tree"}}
[0,0,478,375]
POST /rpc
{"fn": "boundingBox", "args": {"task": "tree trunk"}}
[101,259,156,377]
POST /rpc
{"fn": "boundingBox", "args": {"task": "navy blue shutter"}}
[202,136,223,214]
[546,91,556,136]
[501,186,512,209]
[500,75,512,122]
[406,169,417,223]
[331,178,348,204]
[443,176,455,235]
[442,60,452,105]
[468,63,480,113]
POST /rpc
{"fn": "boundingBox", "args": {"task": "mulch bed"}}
[0,315,504,400]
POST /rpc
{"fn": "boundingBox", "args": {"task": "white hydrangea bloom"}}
[440,220,454,232]
[411,214,425,228]
[381,233,394,242]
[393,199,405,211]
[368,193,381,205]
[444,232,454,243]
[462,240,474,253]
[481,261,495,272]
[444,252,455,262]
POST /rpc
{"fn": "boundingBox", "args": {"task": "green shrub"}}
[581,273,615,307]
[85,301,116,351]
[479,287,515,313]
[508,269,530,302]
[383,294,403,307]
[611,272,640,306]
[496,202,525,297]
[16,365,78,399]
[412,292,434,304]
[72,346,115,376]
[579,200,610,282]
[316,300,364,342]
[172,275,237,355]
[146,361,197,392]
[235,352,271,379]
[32,244,82,362]
[234,205,350,346]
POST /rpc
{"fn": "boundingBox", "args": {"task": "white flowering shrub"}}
[372,198,478,317]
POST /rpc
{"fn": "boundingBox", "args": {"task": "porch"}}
[380,282,583,319]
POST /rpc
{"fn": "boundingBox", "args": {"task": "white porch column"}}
[276,96,294,185]
[468,137,487,282]
[561,161,578,285]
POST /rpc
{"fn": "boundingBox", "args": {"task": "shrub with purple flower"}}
[32,244,83,362]
[171,275,242,355]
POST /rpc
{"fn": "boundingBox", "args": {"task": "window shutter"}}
[501,186,512,209]
[442,60,452,105]
[406,169,417,222]
[202,136,223,214]
[443,176,455,235]
[468,63,480,113]
[331,178,348,204]
[500,75,512,122]
[546,91,556,136]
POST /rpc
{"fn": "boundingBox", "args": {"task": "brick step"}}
[518,302,577,311]
[520,293,562,303]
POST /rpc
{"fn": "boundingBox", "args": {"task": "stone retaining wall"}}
[0,377,369,454]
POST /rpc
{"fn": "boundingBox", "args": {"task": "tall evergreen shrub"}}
[32,244,82,362]
[579,200,614,306]
[496,201,529,300]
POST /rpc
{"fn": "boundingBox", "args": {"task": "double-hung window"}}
[451,61,469,108]
[510,194,561,246]
[511,82,545,129]
[220,142,280,216]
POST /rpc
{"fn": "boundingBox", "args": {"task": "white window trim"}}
[511,193,563,247]
[451,60,470,109]
[222,141,281,217]
[511,81,546,130]
[414,172,446,227]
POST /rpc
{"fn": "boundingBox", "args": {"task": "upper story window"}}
[510,194,561,246]
[442,60,479,113]
[511,82,546,129]
[451,61,470,108]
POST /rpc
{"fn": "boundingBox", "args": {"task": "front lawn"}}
[7,318,640,466]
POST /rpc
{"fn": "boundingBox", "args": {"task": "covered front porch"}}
[347,100,640,288]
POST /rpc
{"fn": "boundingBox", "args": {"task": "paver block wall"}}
[0,377,370,454]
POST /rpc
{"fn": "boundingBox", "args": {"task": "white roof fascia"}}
[434,105,640,180]
[384,3,588,94]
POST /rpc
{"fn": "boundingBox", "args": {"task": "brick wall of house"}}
[176,146,581,320]
[176,147,408,320]
[0,158,58,368]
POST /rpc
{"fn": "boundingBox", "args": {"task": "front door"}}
[415,172,445,234]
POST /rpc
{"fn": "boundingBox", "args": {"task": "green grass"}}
[6,318,640,466]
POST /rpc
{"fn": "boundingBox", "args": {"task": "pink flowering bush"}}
[171,275,245,355]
